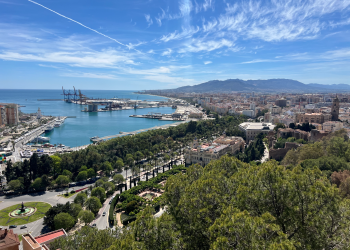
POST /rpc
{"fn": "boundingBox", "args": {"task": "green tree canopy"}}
[113,174,125,184]
[7,179,23,191]
[91,187,106,203]
[54,212,75,231]
[78,210,94,225]
[74,192,88,206]
[85,197,102,214]
[76,171,88,182]
[56,175,70,187]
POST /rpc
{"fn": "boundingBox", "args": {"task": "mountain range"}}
[155,79,350,93]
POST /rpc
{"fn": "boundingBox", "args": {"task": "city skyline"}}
[1,0,350,90]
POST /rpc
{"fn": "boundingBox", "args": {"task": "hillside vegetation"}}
[51,130,350,250]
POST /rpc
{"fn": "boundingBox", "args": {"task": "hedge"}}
[109,195,119,225]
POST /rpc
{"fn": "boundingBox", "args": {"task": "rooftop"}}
[0,229,20,248]
[35,229,66,244]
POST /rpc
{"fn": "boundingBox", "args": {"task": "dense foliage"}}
[52,146,350,249]
[236,132,265,162]
[4,116,246,192]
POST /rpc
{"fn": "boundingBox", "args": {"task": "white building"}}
[242,110,255,118]
[323,121,343,132]
[239,122,275,142]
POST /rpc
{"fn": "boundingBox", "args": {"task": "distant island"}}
[141,79,350,93]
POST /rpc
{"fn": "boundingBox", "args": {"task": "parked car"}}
[20,225,27,229]
[102,212,106,216]
[9,225,17,228]
[109,200,112,204]
[91,223,96,227]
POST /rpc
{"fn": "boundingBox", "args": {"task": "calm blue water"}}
[0,90,177,147]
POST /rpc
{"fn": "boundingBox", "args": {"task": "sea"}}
[0,89,178,147]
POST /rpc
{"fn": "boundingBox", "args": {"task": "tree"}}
[78,210,94,225]
[103,182,115,192]
[91,187,106,203]
[113,174,125,185]
[87,168,95,179]
[76,171,88,182]
[79,166,88,172]
[4,160,14,183]
[85,197,102,214]
[74,192,87,206]
[209,207,294,249]
[56,175,70,187]
[102,161,113,176]
[50,155,62,178]
[115,159,124,172]
[69,203,82,219]
[273,123,285,131]
[62,170,73,180]
[30,177,43,191]
[54,212,75,231]
[50,226,116,250]
[7,179,23,191]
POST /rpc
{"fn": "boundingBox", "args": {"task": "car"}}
[91,223,96,227]
[9,225,17,228]
[20,225,27,229]
[109,200,112,204]
[102,212,106,216]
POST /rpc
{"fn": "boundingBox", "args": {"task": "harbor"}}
[1,89,184,151]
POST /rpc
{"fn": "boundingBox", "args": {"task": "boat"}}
[90,136,100,142]
[45,125,54,133]
[57,144,65,148]
[54,123,60,128]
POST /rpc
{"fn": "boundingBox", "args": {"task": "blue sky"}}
[1,0,350,90]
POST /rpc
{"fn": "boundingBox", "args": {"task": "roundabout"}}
[0,202,51,226]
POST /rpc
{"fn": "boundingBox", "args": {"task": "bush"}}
[125,200,138,214]
[108,195,119,225]
[70,190,75,194]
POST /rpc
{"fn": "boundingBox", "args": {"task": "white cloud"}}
[161,48,173,56]
[179,38,235,53]
[240,59,280,64]
[0,50,137,68]
[61,72,118,79]
[160,26,200,42]
[195,0,215,13]
[204,61,212,64]
[143,74,196,86]
[144,14,153,27]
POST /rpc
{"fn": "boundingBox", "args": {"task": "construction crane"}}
[73,86,77,102]
[61,86,67,101]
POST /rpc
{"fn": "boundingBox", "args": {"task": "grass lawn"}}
[120,213,136,224]
[59,192,77,199]
[0,202,51,226]
[59,188,87,199]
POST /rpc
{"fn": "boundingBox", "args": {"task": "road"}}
[0,155,184,236]
[0,182,93,236]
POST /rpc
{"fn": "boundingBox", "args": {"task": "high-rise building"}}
[0,105,6,126]
[331,96,340,121]
[5,104,19,125]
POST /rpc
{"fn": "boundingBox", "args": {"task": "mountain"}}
[156,79,350,93]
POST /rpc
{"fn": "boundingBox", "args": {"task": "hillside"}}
[153,79,350,93]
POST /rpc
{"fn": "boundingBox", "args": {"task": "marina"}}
[1,89,182,148]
